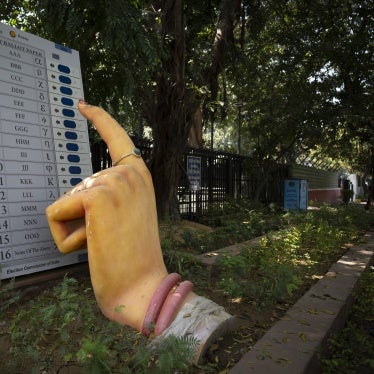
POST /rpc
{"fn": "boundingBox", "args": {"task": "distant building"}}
[289,164,342,204]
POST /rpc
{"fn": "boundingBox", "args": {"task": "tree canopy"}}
[1,0,373,218]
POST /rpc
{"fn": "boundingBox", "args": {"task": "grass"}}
[1,202,374,373]
[320,266,374,373]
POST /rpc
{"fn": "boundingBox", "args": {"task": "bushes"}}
[1,203,373,372]
[215,205,374,307]
[165,199,283,255]
[216,244,302,306]
[321,267,374,373]
[1,276,197,373]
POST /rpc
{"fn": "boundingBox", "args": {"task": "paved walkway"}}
[11,229,374,373]
[226,231,374,373]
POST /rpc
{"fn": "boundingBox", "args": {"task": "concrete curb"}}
[195,236,263,266]
[229,231,374,374]
[8,227,373,374]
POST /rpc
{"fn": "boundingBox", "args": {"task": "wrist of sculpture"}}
[142,273,194,337]
[148,295,235,364]
[141,273,235,364]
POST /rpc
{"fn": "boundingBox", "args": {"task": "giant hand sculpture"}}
[46,100,233,362]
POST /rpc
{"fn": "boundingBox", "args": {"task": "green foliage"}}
[215,205,373,307]
[0,277,20,314]
[216,242,302,306]
[197,199,282,252]
[2,0,372,219]
[163,248,204,281]
[76,338,111,374]
[2,276,197,373]
[1,205,373,371]
[2,0,161,133]
[6,276,100,371]
[130,335,199,374]
[161,226,203,255]
[161,199,283,257]
[321,267,374,373]
[181,229,203,252]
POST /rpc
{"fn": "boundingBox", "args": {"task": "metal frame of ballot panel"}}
[0,23,92,280]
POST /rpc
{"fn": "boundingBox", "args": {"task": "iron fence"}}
[90,141,288,218]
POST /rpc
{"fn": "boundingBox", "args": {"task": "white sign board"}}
[187,156,201,191]
[0,23,92,279]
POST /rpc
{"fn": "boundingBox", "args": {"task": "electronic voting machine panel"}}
[0,23,92,279]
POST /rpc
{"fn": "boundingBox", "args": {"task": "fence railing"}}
[90,141,288,218]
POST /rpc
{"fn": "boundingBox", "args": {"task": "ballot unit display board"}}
[0,23,92,279]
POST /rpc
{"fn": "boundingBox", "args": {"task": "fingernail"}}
[78,98,90,106]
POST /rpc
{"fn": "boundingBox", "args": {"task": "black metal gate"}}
[90,141,288,218]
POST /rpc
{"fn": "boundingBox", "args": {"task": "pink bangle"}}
[154,280,194,336]
[142,273,181,336]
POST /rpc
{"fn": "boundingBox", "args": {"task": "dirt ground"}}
[1,266,310,373]
[0,220,330,372]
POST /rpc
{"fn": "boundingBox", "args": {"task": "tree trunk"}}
[365,146,374,210]
[207,0,242,103]
[148,0,242,221]
[149,0,191,221]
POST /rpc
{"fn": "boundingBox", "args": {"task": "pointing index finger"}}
[78,100,135,163]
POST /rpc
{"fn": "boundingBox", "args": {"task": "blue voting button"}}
[64,119,76,128]
[69,166,82,174]
[66,143,79,151]
[58,64,71,74]
[62,108,75,117]
[60,86,73,95]
[67,154,80,163]
[65,131,78,140]
[70,178,82,186]
[59,75,72,85]
[61,97,74,106]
